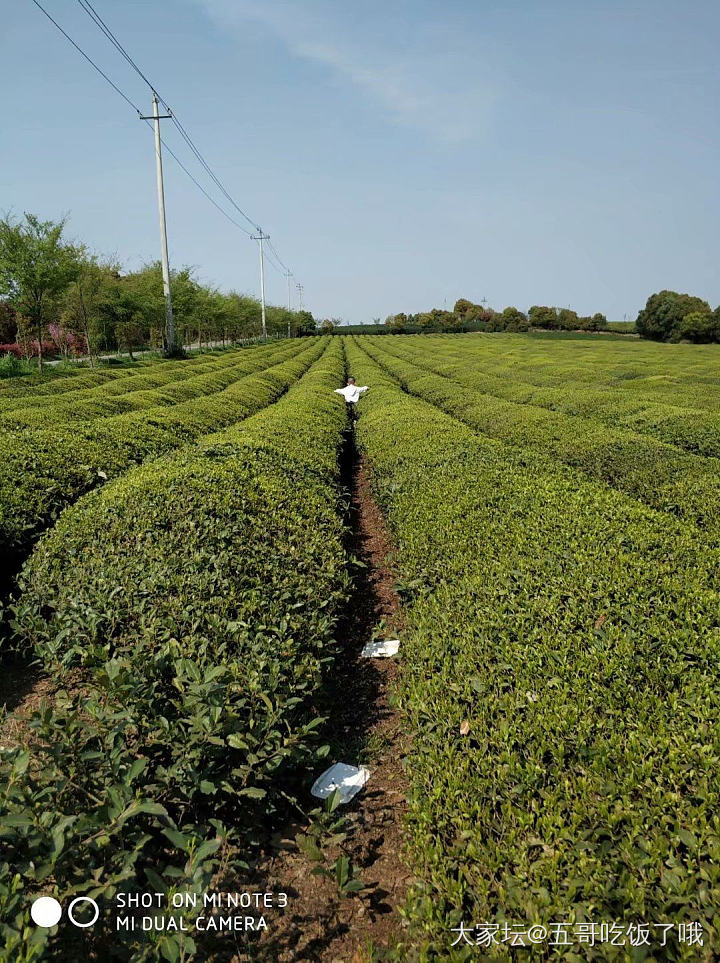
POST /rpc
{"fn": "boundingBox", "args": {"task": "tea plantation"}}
[1,332,719,960]
[349,334,720,960]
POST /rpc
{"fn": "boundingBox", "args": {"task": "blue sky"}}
[3,0,719,322]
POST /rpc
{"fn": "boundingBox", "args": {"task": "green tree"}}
[0,300,17,343]
[61,258,119,364]
[678,311,720,344]
[498,306,529,331]
[296,310,316,336]
[224,292,262,339]
[528,305,559,329]
[453,298,478,319]
[558,308,580,330]
[115,317,145,359]
[417,308,456,330]
[636,290,712,342]
[266,305,296,338]
[198,287,231,345]
[0,214,80,372]
[169,267,204,346]
[385,313,408,331]
[586,312,608,331]
[99,275,149,356]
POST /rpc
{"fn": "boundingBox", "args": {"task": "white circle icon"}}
[30,897,62,928]
[68,896,99,928]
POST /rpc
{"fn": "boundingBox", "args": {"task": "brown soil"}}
[227,453,411,962]
[0,660,54,750]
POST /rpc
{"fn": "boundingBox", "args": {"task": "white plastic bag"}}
[361,638,400,658]
[311,763,370,804]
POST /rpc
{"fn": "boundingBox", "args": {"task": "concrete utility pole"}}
[251,231,269,340]
[140,93,175,353]
[285,269,293,337]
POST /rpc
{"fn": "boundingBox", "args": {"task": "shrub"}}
[0,340,325,564]
[359,337,720,537]
[347,335,720,956]
[0,341,350,960]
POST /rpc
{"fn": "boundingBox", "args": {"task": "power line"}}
[76,0,266,236]
[263,247,287,275]
[33,0,257,240]
[165,113,262,234]
[76,0,155,92]
[30,0,141,113]
[143,123,254,237]
[33,0,299,297]
[266,238,290,274]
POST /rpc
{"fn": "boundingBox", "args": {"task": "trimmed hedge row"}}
[0,340,351,961]
[346,337,720,958]
[383,336,720,458]
[0,344,279,413]
[426,333,720,408]
[0,357,159,400]
[0,357,200,411]
[0,338,325,560]
[359,338,720,542]
[0,341,307,428]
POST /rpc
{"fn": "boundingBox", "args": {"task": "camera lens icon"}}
[30,897,62,928]
[31,896,99,928]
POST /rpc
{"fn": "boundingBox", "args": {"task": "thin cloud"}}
[196,0,496,144]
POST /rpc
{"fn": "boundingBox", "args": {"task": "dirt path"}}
[0,425,412,961]
[236,438,411,962]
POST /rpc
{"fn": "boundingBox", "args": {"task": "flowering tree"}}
[0,214,81,373]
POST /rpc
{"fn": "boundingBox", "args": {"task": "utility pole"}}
[297,282,304,312]
[285,269,293,338]
[140,93,175,353]
[251,231,269,340]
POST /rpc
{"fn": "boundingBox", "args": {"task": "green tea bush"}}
[414,333,720,409]
[360,338,720,540]
[0,341,350,960]
[0,358,156,400]
[0,339,325,561]
[0,341,293,419]
[0,351,285,429]
[378,336,720,458]
[347,337,720,959]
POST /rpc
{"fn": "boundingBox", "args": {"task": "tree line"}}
[385,292,720,343]
[0,213,316,371]
[384,300,610,334]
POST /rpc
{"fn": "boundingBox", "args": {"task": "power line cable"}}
[266,238,290,273]
[262,247,286,275]
[77,0,157,94]
[34,0,296,282]
[143,125,254,237]
[166,114,263,234]
[30,0,141,113]
[32,0,254,237]
[76,0,266,236]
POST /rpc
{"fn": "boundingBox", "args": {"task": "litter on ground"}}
[361,638,400,658]
[311,763,371,804]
